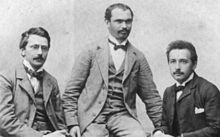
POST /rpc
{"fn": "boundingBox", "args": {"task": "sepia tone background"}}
[1,0,220,132]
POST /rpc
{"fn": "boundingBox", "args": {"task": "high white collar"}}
[108,34,128,46]
[23,59,43,72]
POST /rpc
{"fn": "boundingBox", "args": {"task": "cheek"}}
[42,52,48,58]
[169,65,175,72]
[127,25,132,29]
[112,24,120,30]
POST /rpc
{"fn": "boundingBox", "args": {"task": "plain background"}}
[1,0,220,132]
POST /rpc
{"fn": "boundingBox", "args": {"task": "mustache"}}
[119,29,129,33]
[33,56,44,60]
[173,70,184,75]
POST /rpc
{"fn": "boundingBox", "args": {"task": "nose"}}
[175,62,180,70]
[37,47,43,55]
[121,21,127,28]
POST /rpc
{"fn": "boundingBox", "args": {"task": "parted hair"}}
[19,27,50,49]
[105,3,133,21]
[166,40,198,65]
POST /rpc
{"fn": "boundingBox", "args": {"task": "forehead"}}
[169,49,191,59]
[27,34,48,46]
[111,8,132,20]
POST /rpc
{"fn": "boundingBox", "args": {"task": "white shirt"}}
[23,59,43,94]
[175,72,194,100]
[108,34,127,71]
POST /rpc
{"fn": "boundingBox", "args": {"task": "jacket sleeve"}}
[0,72,43,137]
[160,88,170,133]
[183,84,220,137]
[62,48,92,127]
[137,56,162,128]
[52,80,67,130]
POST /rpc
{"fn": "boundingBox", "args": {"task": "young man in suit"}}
[62,3,162,137]
[0,27,69,137]
[153,40,220,137]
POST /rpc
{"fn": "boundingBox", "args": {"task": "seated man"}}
[0,27,69,137]
[62,3,162,137]
[153,40,220,137]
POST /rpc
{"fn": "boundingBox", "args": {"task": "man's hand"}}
[153,130,166,137]
[43,130,69,137]
[40,130,52,135]
[69,126,81,137]
[164,135,174,137]
[153,131,174,137]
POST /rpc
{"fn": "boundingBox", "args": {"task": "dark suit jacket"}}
[160,73,220,137]
[0,63,66,137]
[62,37,162,132]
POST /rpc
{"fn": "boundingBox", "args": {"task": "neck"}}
[176,72,194,86]
[23,59,43,72]
[116,39,124,44]
[108,34,127,45]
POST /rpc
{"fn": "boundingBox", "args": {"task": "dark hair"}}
[19,27,50,49]
[105,3,133,21]
[166,40,198,65]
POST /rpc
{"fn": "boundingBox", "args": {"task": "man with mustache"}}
[153,40,220,137]
[0,27,69,137]
[62,3,162,137]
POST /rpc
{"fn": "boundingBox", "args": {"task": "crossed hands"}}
[153,131,174,137]
[69,126,81,137]
[42,129,70,137]
[41,126,81,137]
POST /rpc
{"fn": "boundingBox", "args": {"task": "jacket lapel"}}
[122,42,137,83]
[42,72,53,106]
[16,63,35,102]
[177,88,191,102]
[95,38,109,87]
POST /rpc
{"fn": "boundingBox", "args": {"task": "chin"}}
[174,77,184,83]
[33,64,44,70]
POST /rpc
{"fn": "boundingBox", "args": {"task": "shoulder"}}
[43,70,58,85]
[196,76,219,96]
[77,37,108,58]
[0,63,19,84]
[164,84,175,95]
[84,37,108,51]
[128,42,146,59]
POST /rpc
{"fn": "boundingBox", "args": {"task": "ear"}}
[21,48,25,57]
[105,19,110,25]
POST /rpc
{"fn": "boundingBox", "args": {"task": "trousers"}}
[82,111,147,137]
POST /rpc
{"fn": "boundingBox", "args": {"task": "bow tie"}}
[108,39,127,50]
[24,65,44,80]
[175,85,185,92]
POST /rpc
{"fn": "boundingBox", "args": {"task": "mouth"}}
[34,58,44,62]
[119,30,128,34]
[174,73,184,76]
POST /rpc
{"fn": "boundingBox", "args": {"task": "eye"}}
[115,20,123,23]
[30,44,39,49]
[169,60,176,64]
[126,19,132,24]
[180,60,188,64]
[41,46,49,51]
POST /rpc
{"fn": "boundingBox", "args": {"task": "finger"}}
[59,129,68,133]
[69,131,75,137]
[57,129,68,135]
[77,129,81,137]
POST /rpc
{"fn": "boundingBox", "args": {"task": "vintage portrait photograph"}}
[0,0,220,137]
